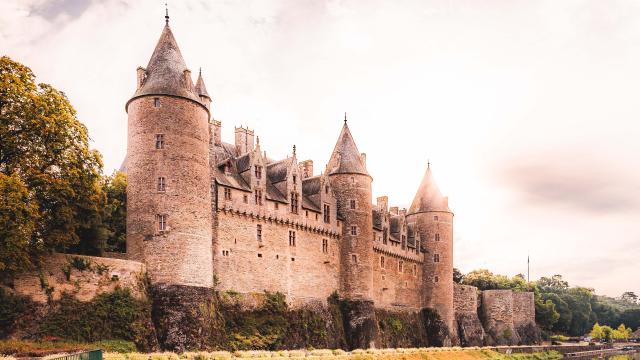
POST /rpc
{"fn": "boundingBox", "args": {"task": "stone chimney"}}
[376,196,388,212]
[136,67,146,89]
[389,206,399,215]
[234,126,255,155]
[299,160,314,179]
[211,120,222,146]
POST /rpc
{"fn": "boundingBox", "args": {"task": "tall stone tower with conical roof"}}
[327,119,377,348]
[125,18,213,290]
[406,165,455,342]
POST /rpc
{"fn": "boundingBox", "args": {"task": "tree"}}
[0,173,39,275]
[453,268,464,284]
[590,323,604,340]
[535,297,560,331]
[537,275,569,293]
[0,56,103,275]
[621,292,638,305]
[102,171,127,252]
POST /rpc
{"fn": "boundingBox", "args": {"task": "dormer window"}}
[290,192,299,213]
[223,188,232,200]
[224,161,232,175]
[255,189,263,205]
[254,165,262,179]
[323,204,330,223]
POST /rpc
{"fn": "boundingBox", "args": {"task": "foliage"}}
[0,173,39,276]
[0,339,135,356]
[38,288,154,350]
[102,171,127,253]
[589,323,632,341]
[0,288,30,338]
[0,56,105,275]
[453,268,464,284]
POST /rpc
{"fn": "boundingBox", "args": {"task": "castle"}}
[116,16,537,349]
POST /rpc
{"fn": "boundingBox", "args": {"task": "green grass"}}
[0,339,136,357]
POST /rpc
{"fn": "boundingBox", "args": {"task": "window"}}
[351,254,357,263]
[325,185,329,194]
[155,134,164,149]
[323,204,330,223]
[254,165,262,179]
[322,239,328,253]
[275,202,279,209]
[383,228,388,244]
[293,175,297,184]
[434,216,439,221]
[289,230,296,246]
[434,276,439,283]
[222,250,230,256]
[315,213,319,220]
[380,256,385,268]
[290,192,299,213]
[243,194,248,204]
[224,187,232,200]
[435,233,440,241]
[434,254,440,263]
[413,264,417,275]
[256,224,262,241]
[157,177,166,192]
[398,260,404,272]
[257,253,263,257]
[350,225,357,236]
[305,210,308,217]
[157,214,167,231]
[350,199,356,209]
[351,176,355,184]
[255,189,263,205]
[154,97,160,107]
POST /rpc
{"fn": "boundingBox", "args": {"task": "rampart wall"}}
[371,248,423,310]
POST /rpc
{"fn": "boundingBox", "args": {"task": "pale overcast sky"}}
[1,0,639,297]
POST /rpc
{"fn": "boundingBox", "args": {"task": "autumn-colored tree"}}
[0,56,103,275]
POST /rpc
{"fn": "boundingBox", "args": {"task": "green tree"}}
[453,268,464,284]
[535,297,560,331]
[590,323,604,340]
[0,173,39,275]
[621,292,638,305]
[0,56,103,274]
[102,171,127,252]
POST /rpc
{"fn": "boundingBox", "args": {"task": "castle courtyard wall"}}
[372,249,423,310]
[513,291,536,327]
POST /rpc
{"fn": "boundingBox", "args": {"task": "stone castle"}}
[115,16,536,349]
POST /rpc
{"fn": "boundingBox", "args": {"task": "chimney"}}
[399,208,406,217]
[390,206,399,215]
[136,67,146,89]
[211,120,222,146]
[376,196,388,212]
[299,160,314,179]
[234,126,255,155]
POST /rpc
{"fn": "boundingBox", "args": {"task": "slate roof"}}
[128,24,202,109]
[327,123,368,176]
[195,70,210,99]
[372,209,383,230]
[408,166,452,213]
[236,153,251,173]
[267,158,291,183]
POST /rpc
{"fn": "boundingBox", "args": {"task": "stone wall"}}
[453,284,484,346]
[371,249,423,310]
[214,211,341,307]
[513,291,535,327]
[454,284,478,313]
[13,253,146,303]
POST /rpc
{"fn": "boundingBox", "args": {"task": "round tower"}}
[126,21,213,289]
[406,165,455,342]
[327,119,377,349]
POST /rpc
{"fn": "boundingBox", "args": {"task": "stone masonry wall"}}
[513,291,535,327]
[214,210,340,307]
[480,289,519,345]
[13,253,146,303]
[454,284,478,313]
[372,249,422,310]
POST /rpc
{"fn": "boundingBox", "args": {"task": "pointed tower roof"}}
[127,23,201,109]
[408,165,452,214]
[195,69,211,99]
[327,121,369,176]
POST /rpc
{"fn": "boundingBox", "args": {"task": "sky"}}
[1,0,638,297]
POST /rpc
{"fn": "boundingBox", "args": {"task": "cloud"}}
[30,0,94,21]
[498,151,640,214]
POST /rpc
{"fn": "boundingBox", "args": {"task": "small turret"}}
[195,68,212,113]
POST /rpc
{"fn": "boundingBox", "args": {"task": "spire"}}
[292,144,297,157]
[408,165,451,214]
[165,2,169,25]
[344,112,347,123]
[127,21,202,110]
[195,68,211,99]
[327,121,369,176]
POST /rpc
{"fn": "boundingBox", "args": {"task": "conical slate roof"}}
[328,122,369,176]
[408,166,451,213]
[195,70,210,99]
[128,24,201,108]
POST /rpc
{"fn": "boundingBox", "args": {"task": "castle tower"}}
[406,165,455,341]
[125,20,213,289]
[327,119,377,348]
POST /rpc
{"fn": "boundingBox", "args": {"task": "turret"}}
[125,20,213,289]
[327,119,374,301]
[406,164,455,341]
[195,68,212,113]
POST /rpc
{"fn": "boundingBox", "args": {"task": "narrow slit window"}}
[155,134,164,149]
[323,204,330,223]
[289,230,296,246]
[256,224,262,241]
[157,177,166,192]
[380,256,385,268]
[154,97,160,107]
[351,254,357,264]
[322,239,328,253]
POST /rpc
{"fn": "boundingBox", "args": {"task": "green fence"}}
[50,349,103,360]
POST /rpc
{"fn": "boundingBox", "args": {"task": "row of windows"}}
[379,256,419,275]
[256,226,330,254]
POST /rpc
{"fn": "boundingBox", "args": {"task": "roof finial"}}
[199,67,202,76]
[427,159,431,169]
[293,144,297,156]
[256,136,260,145]
[165,2,169,25]
[344,112,347,123]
